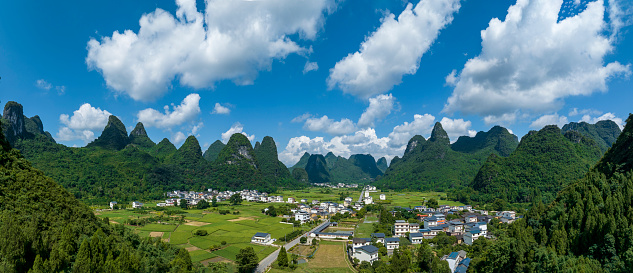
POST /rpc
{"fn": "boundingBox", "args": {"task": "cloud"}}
[387,114,436,147]
[36,79,52,90]
[279,113,478,166]
[568,108,602,117]
[444,0,631,120]
[530,113,569,129]
[445,69,458,86]
[303,61,319,74]
[172,131,187,144]
[221,122,255,144]
[212,103,231,115]
[86,0,337,101]
[137,93,201,128]
[439,117,476,142]
[581,112,624,129]
[303,115,356,135]
[36,79,65,95]
[291,113,312,123]
[56,103,112,143]
[327,0,461,98]
[358,94,396,127]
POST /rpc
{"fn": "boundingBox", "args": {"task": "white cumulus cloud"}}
[221,122,255,144]
[137,93,201,128]
[36,79,52,90]
[439,117,476,142]
[444,0,631,121]
[358,94,396,127]
[86,0,337,101]
[387,114,436,148]
[303,61,319,74]
[212,103,231,115]
[327,0,461,98]
[530,113,569,129]
[172,131,187,145]
[56,103,112,143]
[304,115,356,136]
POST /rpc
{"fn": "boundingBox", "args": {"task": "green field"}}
[96,201,297,263]
[369,191,465,207]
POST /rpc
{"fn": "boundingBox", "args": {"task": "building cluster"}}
[397,206,518,246]
[292,200,356,224]
[312,183,359,189]
[440,251,471,273]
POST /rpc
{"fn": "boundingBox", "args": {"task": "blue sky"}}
[1,0,631,166]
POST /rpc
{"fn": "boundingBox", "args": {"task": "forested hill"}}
[0,120,192,272]
[470,125,603,203]
[290,152,383,183]
[561,120,621,153]
[472,114,633,272]
[2,101,304,203]
[375,122,519,191]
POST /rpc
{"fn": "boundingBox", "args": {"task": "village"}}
[104,185,519,272]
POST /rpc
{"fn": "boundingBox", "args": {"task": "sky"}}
[0,0,631,167]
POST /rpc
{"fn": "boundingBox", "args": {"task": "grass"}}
[189,250,217,263]
[354,221,374,238]
[369,191,465,208]
[138,223,177,232]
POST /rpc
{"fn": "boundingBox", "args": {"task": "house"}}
[379,194,386,200]
[464,214,478,223]
[445,251,468,272]
[300,199,308,203]
[363,196,373,205]
[251,232,272,244]
[455,258,471,273]
[295,211,310,224]
[344,197,353,203]
[352,245,379,264]
[409,233,424,244]
[352,238,371,249]
[109,201,117,209]
[385,237,400,250]
[409,223,420,233]
[448,220,465,235]
[371,233,386,244]
[312,200,320,205]
[464,228,483,245]
[311,232,353,239]
[287,197,295,203]
[132,201,143,209]
[394,220,409,237]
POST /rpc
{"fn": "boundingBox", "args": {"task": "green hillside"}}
[0,120,191,272]
[202,140,225,162]
[376,122,519,191]
[561,120,621,153]
[290,151,383,183]
[471,125,603,203]
[472,114,633,272]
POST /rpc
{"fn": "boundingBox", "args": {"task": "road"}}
[256,220,330,272]
[358,189,364,203]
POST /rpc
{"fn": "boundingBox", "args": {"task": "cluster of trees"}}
[0,121,195,272]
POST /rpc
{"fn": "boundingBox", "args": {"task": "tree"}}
[427,198,439,209]
[277,246,289,267]
[390,248,411,273]
[417,241,432,272]
[179,199,188,209]
[170,248,193,271]
[212,196,218,207]
[73,238,91,273]
[197,199,210,209]
[236,246,259,273]
[300,237,307,244]
[230,193,243,206]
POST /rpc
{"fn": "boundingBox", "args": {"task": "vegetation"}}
[291,151,384,184]
[561,120,621,153]
[470,125,603,204]
[202,140,225,162]
[376,123,519,191]
[3,101,305,204]
[0,120,191,272]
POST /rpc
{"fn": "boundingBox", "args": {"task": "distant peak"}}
[130,122,148,137]
[430,122,449,144]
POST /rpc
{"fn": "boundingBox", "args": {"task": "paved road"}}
[256,220,330,272]
[358,189,364,203]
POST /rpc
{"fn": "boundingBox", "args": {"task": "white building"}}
[295,211,310,224]
[363,196,373,205]
[409,233,424,244]
[385,237,400,250]
[394,220,410,237]
[287,197,295,203]
[352,238,371,249]
[109,201,117,209]
[251,232,273,245]
[379,194,386,200]
[352,245,379,264]
[371,233,385,244]
[132,201,143,209]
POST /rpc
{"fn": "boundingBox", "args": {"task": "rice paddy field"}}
[95,200,298,264]
[368,191,465,207]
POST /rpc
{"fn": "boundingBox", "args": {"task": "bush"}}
[194,230,208,236]
[300,237,307,244]
[221,241,227,245]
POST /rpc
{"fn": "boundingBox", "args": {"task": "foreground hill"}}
[471,125,603,203]
[376,123,519,191]
[473,114,633,272]
[3,101,303,203]
[0,120,190,272]
[291,152,383,183]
